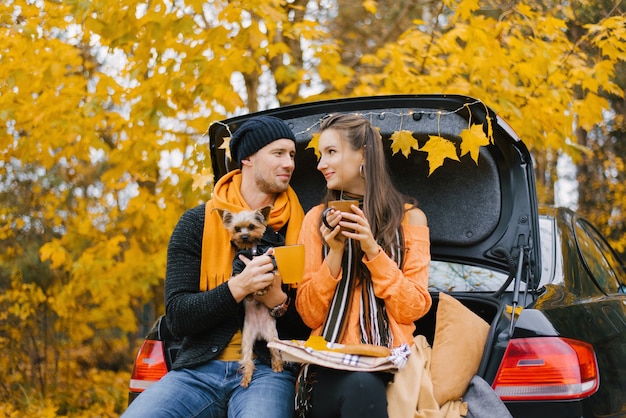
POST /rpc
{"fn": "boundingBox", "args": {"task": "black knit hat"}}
[229,116,296,166]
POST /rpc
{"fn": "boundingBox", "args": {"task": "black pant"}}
[306,366,391,418]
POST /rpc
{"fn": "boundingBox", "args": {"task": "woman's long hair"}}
[319,114,415,278]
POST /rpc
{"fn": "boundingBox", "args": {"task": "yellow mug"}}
[273,244,305,284]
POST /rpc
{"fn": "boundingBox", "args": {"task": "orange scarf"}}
[199,170,304,291]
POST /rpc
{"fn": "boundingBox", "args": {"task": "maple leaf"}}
[460,124,491,164]
[39,241,68,269]
[192,168,214,191]
[220,136,232,161]
[389,130,419,157]
[362,0,377,14]
[420,135,460,175]
[456,0,480,20]
[306,132,321,158]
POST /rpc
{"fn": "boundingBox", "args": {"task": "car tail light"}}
[492,337,599,401]
[129,339,169,393]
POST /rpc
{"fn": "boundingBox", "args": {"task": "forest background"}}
[1,0,626,416]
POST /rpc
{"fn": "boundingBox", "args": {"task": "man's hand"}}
[228,251,276,302]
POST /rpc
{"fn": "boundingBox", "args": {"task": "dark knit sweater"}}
[164,203,310,371]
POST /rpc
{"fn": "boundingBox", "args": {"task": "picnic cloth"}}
[267,336,411,372]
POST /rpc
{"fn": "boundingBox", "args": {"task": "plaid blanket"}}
[268,339,411,372]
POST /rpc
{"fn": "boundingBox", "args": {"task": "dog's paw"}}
[240,373,252,388]
[271,357,283,373]
[239,361,254,388]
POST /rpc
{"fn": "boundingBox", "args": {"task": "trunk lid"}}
[208,95,541,288]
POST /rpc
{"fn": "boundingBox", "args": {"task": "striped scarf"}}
[321,228,404,347]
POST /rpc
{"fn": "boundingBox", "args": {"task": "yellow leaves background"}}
[1,0,625,415]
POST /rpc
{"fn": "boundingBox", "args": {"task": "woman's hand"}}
[319,208,347,278]
[321,208,346,250]
[339,205,380,260]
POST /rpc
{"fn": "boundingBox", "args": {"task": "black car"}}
[128,95,626,417]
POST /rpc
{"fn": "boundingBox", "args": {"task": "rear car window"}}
[575,219,623,294]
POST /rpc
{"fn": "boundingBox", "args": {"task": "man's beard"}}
[255,170,289,194]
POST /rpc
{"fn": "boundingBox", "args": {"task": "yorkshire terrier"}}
[215,205,284,388]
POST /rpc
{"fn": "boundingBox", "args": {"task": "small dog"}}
[216,205,284,388]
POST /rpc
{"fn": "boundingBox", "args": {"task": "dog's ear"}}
[258,205,272,222]
[213,208,232,226]
[253,211,266,225]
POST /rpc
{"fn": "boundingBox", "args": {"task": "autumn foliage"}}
[1,0,625,415]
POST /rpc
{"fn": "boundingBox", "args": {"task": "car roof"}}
[208,94,542,284]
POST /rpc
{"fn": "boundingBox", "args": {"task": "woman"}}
[295,114,432,418]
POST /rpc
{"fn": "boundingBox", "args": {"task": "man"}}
[123,116,309,418]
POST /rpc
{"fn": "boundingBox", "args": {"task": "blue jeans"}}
[122,360,296,418]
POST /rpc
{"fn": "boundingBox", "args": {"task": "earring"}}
[359,164,365,179]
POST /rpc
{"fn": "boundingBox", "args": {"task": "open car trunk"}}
[208,95,541,282]
[131,95,545,410]
[207,94,542,385]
